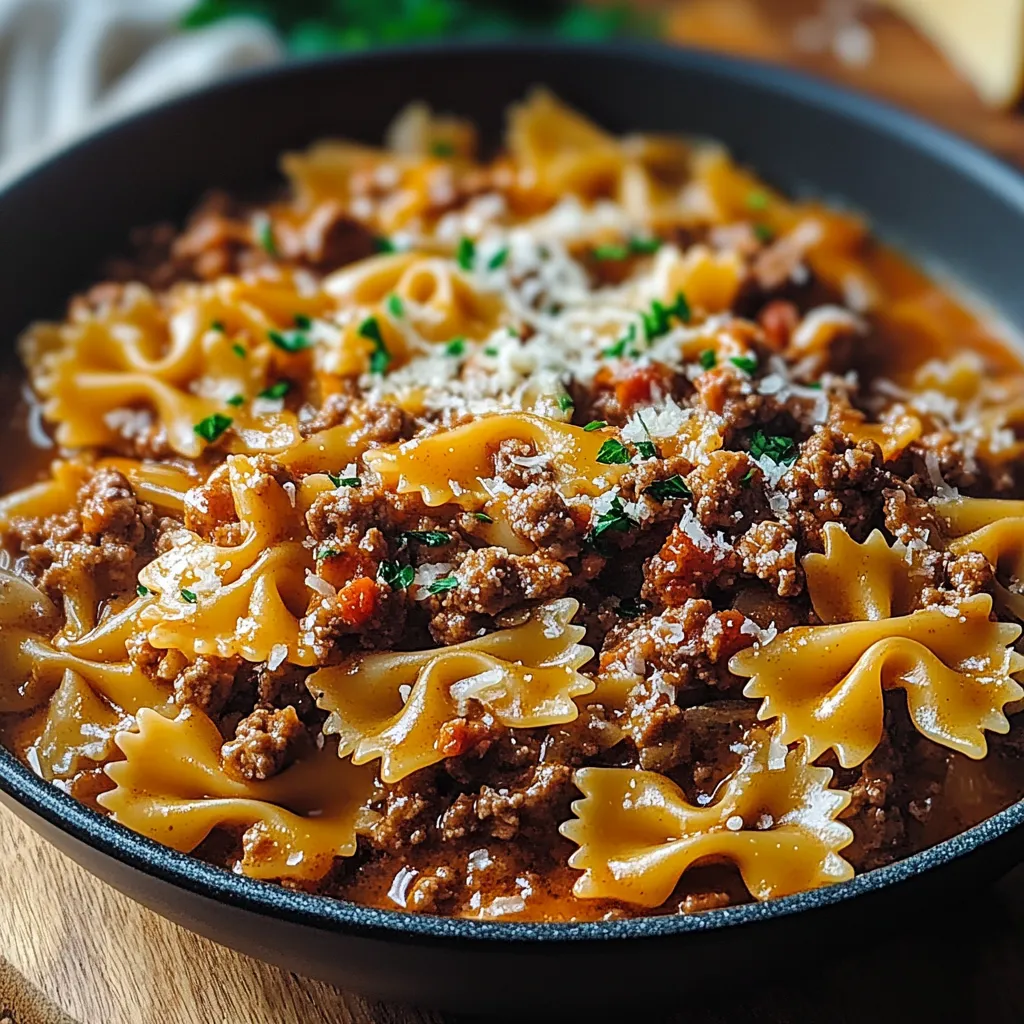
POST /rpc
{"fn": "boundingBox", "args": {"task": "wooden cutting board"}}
[6,4,1024,1023]
[4,798,1024,1024]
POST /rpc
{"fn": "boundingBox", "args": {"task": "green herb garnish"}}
[180,588,198,604]
[258,381,290,400]
[316,546,340,562]
[730,355,758,375]
[268,328,311,353]
[596,439,631,465]
[136,584,149,597]
[483,346,499,357]
[749,430,798,466]
[618,596,650,619]
[399,530,451,547]
[584,420,607,432]
[636,441,658,459]
[211,320,226,333]
[254,213,277,256]
[358,316,390,375]
[557,393,574,413]
[378,560,414,591]
[327,472,361,488]
[386,293,404,318]
[641,291,691,340]
[431,140,455,158]
[294,313,312,330]
[473,512,494,524]
[602,323,637,359]
[226,394,245,407]
[231,343,247,358]
[590,497,637,541]
[456,236,476,271]
[645,475,691,501]
[445,337,466,357]
[487,247,509,270]
[753,223,775,243]
[699,349,717,370]
[592,243,630,261]
[746,191,769,211]
[628,236,662,255]
[193,413,232,444]
[428,575,459,595]
[374,235,396,253]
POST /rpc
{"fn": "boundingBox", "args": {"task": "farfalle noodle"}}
[561,728,853,907]
[310,598,594,783]
[731,593,1023,767]
[363,413,628,509]
[138,455,316,665]
[100,708,376,881]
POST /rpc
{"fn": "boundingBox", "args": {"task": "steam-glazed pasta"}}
[4,92,1024,921]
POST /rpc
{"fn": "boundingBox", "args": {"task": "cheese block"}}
[882,0,1024,106]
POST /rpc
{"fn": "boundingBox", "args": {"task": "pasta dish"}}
[3,92,1024,921]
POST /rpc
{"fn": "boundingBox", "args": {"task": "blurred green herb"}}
[181,1,656,54]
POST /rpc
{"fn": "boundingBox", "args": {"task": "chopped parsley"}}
[753,223,775,243]
[642,292,691,340]
[193,413,232,444]
[374,235,396,253]
[180,588,198,604]
[618,596,650,619]
[483,346,499,357]
[602,323,637,359]
[557,393,574,413]
[399,530,451,547]
[746,190,770,211]
[231,343,247,358]
[456,236,476,271]
[749,430,798,466]
[741,467,757,486]
[378,560,415,591]
[590,497,637,542]
[327,472,361,487]
[294,313,312,330]
[583,420,607,432]
[487,247,509,270]
[268,328,311,353]
[507,325,520,338]
[316,546,340,562]
[254,213,277,256]
[628,236,662,255]
[428,575,459,595]
[592,243,630,261]
[258,381,290,400]
[430,140,455,158]
[596,439,631,465]
[636,441,658,459]
[358,316,390,375]
[211,320,226,333]
[699,349,717,370]
[136,584,149,597]
[730,355,758,375]
[592,236,662,261]
[646,475,691,502]
[473,512,494,524]
[445,337,466,357]
[225,394,245,407]
[386,293,405,318]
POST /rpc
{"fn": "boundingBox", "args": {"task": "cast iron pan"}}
[2,42,1024,1015]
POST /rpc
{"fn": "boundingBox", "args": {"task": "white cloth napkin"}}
[0,0,282,181]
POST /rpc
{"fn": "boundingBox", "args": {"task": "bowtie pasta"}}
[4,92,1024,922]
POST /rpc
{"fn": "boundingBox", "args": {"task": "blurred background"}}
[0,0,1021,178]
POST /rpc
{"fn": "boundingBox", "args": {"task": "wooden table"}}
[6,3,1024,1022]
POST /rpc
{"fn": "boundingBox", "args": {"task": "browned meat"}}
[221,705,307,782]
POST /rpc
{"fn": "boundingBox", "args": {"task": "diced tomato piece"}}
[336,576,379,628]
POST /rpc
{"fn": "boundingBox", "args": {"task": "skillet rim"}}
[3,38,1024,946]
